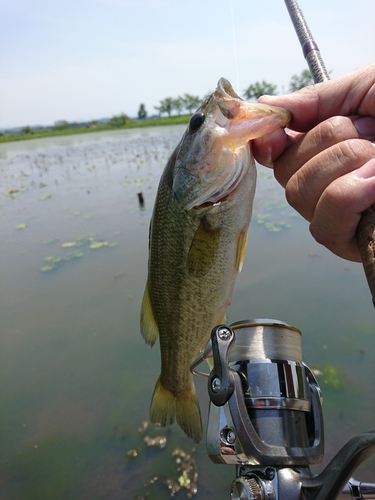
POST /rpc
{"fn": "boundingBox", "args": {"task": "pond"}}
[0,125,374,499]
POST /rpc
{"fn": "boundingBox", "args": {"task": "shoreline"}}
[0,114,191,143]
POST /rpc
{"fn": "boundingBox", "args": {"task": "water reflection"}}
[0,126,374,499]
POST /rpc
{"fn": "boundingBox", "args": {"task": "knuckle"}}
[285,172,312,219]
[315,116,353,149]
[337,138,375,166]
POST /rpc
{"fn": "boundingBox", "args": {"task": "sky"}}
[1,0,374,129]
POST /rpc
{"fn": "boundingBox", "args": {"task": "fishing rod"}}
[284,0,375,306]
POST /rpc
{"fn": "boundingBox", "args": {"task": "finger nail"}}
[353,116,375,140]
[354,158,375,179]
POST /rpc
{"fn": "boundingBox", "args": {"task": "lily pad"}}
[41,255,63,272]
[64,250,84,261]
[89,241,109,249]
[38,193,51,201]
[15,223,27,229]
[61,242,77,248]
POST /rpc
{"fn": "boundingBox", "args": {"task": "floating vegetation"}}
[263,200,289,211]
[38,193,52,201]
[166,447,198,498]
[254,198,298,233]
[126,448,141,458]
[126,421,199,498]
[4,186,28,198]
[40,251,84,272]
[15,223,27,229]
[61,242,77,248]
[144,435,168,449]
[122,177,146,188]
[64,250,84,261]
[43,238,58,245]
[138,421,149,434]
[89,241,116,249]
[265,221,292,233]
[41,233,117,272]
[256,213,272,224]
[40,255,63,272]
[312,364,345,390]
[134,178,144,188]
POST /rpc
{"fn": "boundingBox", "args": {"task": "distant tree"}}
[289,69,314,92]
[154,97,174,117]
[243,80,278,100]
[172,97,184,116]
[21,126,33,134]
[108,113,129,127]
[53,120,70,131]
[181,94,201,113]
[138,103,147,119]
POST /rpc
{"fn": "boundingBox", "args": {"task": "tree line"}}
[145,69,313,119]
[12,69,313,136]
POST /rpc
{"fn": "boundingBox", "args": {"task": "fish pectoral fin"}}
[187,219,220,277]
[140,281,159,347]
[235,230,248,273]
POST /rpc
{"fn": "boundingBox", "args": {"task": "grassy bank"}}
[0,114,191,143]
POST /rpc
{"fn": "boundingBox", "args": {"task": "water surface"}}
[1,126,374,499]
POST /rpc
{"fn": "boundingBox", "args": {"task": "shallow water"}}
[0,126,374,499]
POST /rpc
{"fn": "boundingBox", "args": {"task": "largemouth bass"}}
[140,78,290,442]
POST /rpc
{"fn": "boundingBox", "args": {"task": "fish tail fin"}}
[176,388,202,443]
[150,377,202,443]
[150,377,176,427]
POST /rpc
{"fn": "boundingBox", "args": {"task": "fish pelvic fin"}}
[235,230,248,273]
[150,377,203,443]
[140,280,159,347]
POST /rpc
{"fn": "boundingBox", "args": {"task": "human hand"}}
[252,64,375,262]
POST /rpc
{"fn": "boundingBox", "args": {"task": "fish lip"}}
[215,77,290,128]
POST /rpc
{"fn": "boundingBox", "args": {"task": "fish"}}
[140,78,291,442]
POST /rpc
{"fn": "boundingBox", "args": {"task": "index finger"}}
[257,64,375,132]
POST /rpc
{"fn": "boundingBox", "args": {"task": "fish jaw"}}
[215,77,291,149]
[172,78,290,211]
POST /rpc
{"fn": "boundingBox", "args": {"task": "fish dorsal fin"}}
[140,280,159,347]
[235,230,248,273]
[187,218,220,277]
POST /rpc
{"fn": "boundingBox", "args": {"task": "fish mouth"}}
[214,78,291,149]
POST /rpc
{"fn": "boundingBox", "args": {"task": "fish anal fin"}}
[235,230,248,273]
[150,377,203,443]
[187,219,220,277]
[140,281,159,347]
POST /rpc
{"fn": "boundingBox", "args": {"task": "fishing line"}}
[229,0,240,95]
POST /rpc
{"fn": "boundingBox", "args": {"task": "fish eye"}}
[189,112,205,132]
